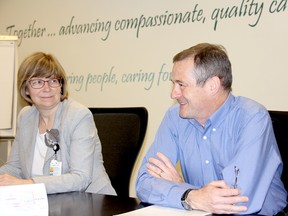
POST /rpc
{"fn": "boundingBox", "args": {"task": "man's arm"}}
[146,152,184,183]
[147,152,249,214]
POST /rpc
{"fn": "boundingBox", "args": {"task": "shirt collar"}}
[208,93,235,128]
[188,93,235,130]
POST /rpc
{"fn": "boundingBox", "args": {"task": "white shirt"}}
[31,129,47,176]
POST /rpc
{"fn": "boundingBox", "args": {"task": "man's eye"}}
[179,83,185,87]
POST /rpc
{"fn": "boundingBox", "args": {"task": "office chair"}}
[89,107,148,197]
[268,110,288,190]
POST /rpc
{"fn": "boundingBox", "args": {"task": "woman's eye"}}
[33,80,42,84]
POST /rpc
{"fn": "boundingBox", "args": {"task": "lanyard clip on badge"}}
[45,129,62,176]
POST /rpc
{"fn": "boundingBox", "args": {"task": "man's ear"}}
[207,76,221,95]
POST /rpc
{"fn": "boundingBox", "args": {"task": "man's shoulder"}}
[234,96,267,112]
[232,95,269,119]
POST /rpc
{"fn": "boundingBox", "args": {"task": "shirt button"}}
[203,136,207,140]
[212,128,216,132]
[205,160,209,164]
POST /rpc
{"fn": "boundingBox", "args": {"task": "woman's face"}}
[26,77,62,110]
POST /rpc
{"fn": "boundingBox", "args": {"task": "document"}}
[114,205,210,216]
[0,183,48,216]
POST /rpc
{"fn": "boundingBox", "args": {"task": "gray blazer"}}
[0,99,116,195]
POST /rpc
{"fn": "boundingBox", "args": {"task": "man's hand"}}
[188,180,249,214]
[146,153,249,214]
[146,152,184,183]
[0,174,34,186]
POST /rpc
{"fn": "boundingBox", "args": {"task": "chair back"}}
[269,110,288,190]
[89,107,148,197]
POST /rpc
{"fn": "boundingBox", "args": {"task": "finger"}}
[205,182,248,201]
[146,163,162,177]
[148,157,167,173]
[156,152,179,174]
[209,186,243,198]
[215,194,249,206]
[218,188,244,198]
[156,152,174,169]
[213,203,248,214]
[0,175,10,185]
[209,180,231,189]
[228,195,249,204]
[147,169,161,178]
[155,153,178,176]
[147,166,165,179]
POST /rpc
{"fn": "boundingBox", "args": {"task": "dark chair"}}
[89,107,148,197]
[268,110,288,190]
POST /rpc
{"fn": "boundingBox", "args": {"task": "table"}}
[48,192,142,216]
[47,192,266,216]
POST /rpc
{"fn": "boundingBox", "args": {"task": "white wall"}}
[1,0,288,197]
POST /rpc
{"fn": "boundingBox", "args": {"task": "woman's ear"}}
[25,87,30,95]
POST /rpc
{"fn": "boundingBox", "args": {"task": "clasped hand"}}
[0,174,33,186]
[146,152,249,214]
[146,152,184,183]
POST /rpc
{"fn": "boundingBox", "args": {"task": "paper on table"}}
[0,183,48,216]
[114,205,210,216]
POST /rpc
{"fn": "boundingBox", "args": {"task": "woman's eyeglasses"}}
[28,78,62,89]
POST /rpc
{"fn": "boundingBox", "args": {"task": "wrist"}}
[181,188,194,210]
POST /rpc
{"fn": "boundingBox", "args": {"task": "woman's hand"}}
[146,152,184,183]
[0,174,34,186]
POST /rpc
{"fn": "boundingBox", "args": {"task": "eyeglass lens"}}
[29,78,61,89]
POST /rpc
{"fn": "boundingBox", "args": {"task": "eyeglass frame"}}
[28,78,62,89]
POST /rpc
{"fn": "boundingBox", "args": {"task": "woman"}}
[0,52,116,195]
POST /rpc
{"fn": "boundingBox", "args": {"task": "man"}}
[136,43,287,215]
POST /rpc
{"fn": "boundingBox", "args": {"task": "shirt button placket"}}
[202,134,213,183]
[203,135,209,165]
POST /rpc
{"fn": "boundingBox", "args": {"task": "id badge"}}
[49,159,62,176]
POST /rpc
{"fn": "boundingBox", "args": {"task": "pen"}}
[232,166,240,189]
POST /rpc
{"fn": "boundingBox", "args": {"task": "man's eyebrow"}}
[171,80,187,87]
[172,79,183,84]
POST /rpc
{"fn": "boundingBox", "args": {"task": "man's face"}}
[171,59,211,122]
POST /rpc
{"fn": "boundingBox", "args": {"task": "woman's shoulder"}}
[18,105,37,117]
[17,105,38,125]
[61,98,91,117]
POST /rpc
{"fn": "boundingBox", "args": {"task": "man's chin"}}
[179,108,193,119]
[179,111,189,119]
